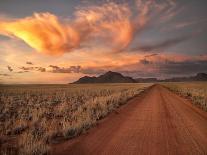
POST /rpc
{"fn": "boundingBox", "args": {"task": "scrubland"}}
[162,82,207,111]
[0,83,151,155]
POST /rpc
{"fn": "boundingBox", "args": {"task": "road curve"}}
[52,85,207,155]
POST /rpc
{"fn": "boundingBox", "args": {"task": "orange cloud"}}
[0,2,140,55]
[0,13,80,55]
[75,2,134,50]
[0,0,173,56]
[0,2,134,55]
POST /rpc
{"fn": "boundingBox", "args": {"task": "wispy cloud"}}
[49,65,81,73]
[144,53,158,58]
[0,13,80,55]
[175,19,207,29]
[19,66,34,71]
[121,54,207,77]
[19,66,46,72]
[49,65,105,75]
[159,0,184,23]
[130,35,191,52]
[0,0,176,55]
[0,2,133,55]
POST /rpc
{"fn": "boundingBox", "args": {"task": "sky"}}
[0,0,207,84]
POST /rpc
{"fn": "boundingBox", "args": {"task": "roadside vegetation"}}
[0,83,151,155]
[162,82,207,111]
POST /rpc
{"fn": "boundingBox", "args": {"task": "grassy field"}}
[0,83,151,155]
[162,82,207,111]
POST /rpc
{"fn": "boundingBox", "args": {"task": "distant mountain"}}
[135,78,158,83]
[73,71,136,84]
[194,73,207,81]
[161,73,207,82]
[72,72,207,84]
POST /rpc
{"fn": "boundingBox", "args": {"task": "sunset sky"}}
[0,0,207,84]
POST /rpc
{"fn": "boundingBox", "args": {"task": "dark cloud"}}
[116,58,207,78]
[144,53,158,58]
[7,66,13,72]
[36,67,46,72]
[137,58,207,77]
[48,59,207,78]
[19,66,46,72]
[49,65,105,75]
[131,36,191,52]
[158,60,207,75]
[49,65,81,73]
[19,66,34,71]
[49,65,59,69]
[26,61,33,65]
[139,59,152,65]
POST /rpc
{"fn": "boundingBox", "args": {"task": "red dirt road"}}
[52,85,207,155]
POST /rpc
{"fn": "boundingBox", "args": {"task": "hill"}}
[73,72,207,84]
[194,73,207,81]
[135,78,158,83]
[73,71,136,83]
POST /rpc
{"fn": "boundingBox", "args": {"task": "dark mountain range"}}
[135,78,158,83]
[72,72,207,84]
[161,73,207,82]
[193,73,207,81]
[73,71,136,83]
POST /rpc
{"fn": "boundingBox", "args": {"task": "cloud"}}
[12,53,207,79]
[139,59,151,65]
[162,18,207,32]
[74,2,134,50]
[106,54,207,78]
[131,35,190,52]
[0,13,80,55]
[135,54,207,76]
[49,65,105,75]
[26,61,33,65]
[19,66,34,71]
[157,60,207,75]
[7,66,13,72]
[175,19,207,29]
[159,1,184,23]
[0,2,134,55]
[36,67,46,72]
[144,53,158,58]
[0,0,173,55]
[49,65,81,73]
[19,66,46,72]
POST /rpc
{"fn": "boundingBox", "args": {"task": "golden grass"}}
[162,82,207,111]
[0,83,151,155]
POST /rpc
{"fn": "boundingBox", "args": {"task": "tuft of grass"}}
[162,82,207,111]
[0,83,151,154]
[18,131,49,155]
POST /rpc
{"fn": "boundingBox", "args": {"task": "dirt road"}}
[52,85,207,155]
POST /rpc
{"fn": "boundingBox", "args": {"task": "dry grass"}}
[0,83,151,155]
[162,82,207,111]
